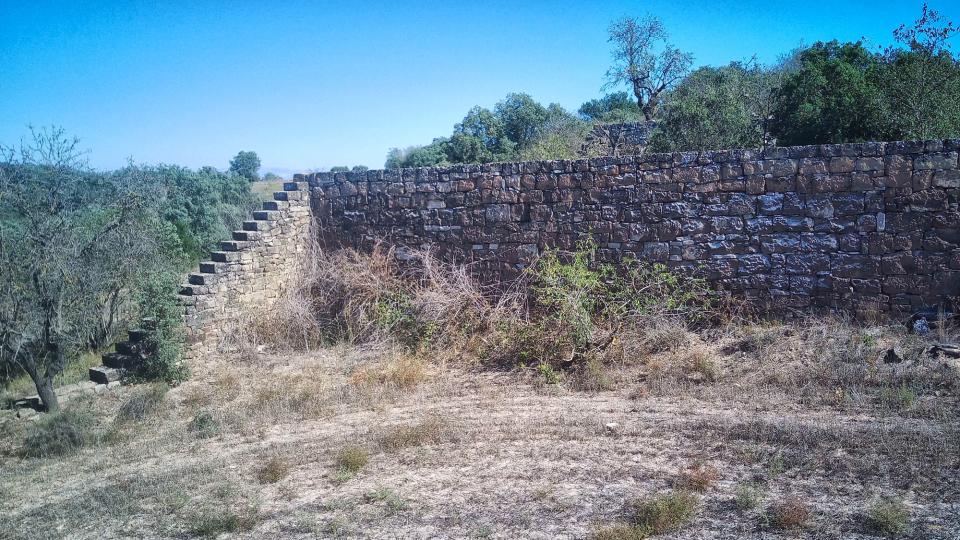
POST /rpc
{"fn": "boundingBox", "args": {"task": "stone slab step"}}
[128,329,149,343]
[211,251,240,263]
[89,366,124,384]
[115,341,145,356]
[284,181,308,191]
[261,200,289,211]
[219,240,249,252]
[102,352,129,369]
[188,273,219,285]
[232,230,262,242]
[199,262,224,274]
[242,220,273,232]
[273,191,305,202]
[180,284,210,296]
[253,210,280,221]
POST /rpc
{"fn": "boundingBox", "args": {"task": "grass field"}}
[250,179,287,202]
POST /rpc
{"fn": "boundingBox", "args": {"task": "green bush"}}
[23,410,95,458]
[868,497,910,535]
[188,410,220,439]
[135,272,188,384]
[630,491,699,535]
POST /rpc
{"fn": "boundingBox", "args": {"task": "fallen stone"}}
[89,366,123,384]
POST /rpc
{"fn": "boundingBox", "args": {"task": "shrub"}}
[379,417,446,451]
[769,496,811,529]
[256,455,291,484]
[630,491,699,535]
[187,505,260,537]
[868,497,910,535]
[335,445,369,473]
[23,410,95,458]
[734,483,763,511]
[116,383,169,423]
[590,523,648,540]
[188,410,220,439]
[135,272,188,384]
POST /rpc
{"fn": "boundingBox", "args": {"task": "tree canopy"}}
[229,150,261,181]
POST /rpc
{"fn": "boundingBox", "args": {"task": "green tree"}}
[771,41,886,145]
[329,166,350,172]
[229,150,261,181]
[494,93,552,150]
[604,15,694,121]
[351,165,369,173]
[578,92,644,122]
[881,3,960,139]
[650,61,781,152]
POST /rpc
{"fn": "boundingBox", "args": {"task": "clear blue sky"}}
[2,1,956,175]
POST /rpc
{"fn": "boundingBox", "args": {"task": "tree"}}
[771,41,886,146]
[604,15,693,121]
[351,165,369,173]
[262,172,282,181]
[229,150,261,181]
[881,3,960,139]
[494,93,552,150]
[329,166,350,172]
[0,128,175,411]
[650,60,784,152]
[578,92,644,122]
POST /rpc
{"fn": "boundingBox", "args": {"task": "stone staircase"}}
[85,179,312,382]
[89,325,153,384]
[179,180,312,359]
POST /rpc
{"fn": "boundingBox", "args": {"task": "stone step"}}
[284,181,308,191]
[211,251,240,263]
[199,261,224,274]
[232,230,262,242]
[89,366,124,385]
[242,220,273,232]
[219,240,248,252]
[253,210,280,221]
[179,284,209,296]
[273,190,305,202]
[127,329,149,343]
[115,341,144,356]
[188,273,218,285]
[262,200,289,211]
[102,352,129,369]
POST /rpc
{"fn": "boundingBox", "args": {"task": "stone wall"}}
[178,181,312,359]
[309,139,960,316]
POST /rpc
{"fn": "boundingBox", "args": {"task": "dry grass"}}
[378,416,447,451]
[675,463,719,492]
[768,496,812,530]
[256,454,291,484]
[335,445,369,473]
[1,246,959,538]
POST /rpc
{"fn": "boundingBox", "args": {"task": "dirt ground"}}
[1,324,959,539]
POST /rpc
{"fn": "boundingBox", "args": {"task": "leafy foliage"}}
[228,150,261,181]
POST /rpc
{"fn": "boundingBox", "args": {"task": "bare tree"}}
[0,128,166,411]
[604,15,694,121]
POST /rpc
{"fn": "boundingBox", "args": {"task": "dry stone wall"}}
[179,181,312,359]
[309,139,960,316]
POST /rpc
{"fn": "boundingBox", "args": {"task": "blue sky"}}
[2,1,957,175]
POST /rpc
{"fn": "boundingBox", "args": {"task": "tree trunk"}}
[35,377,59,412]
[22,359,59,412]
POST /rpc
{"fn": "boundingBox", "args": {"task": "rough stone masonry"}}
[309,139,960,317]
[174,140,960,359]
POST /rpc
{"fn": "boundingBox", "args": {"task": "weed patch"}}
[22,409,95,457]
[379,417,446,451]
[116,383,168,423]
[868,497,910,536]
